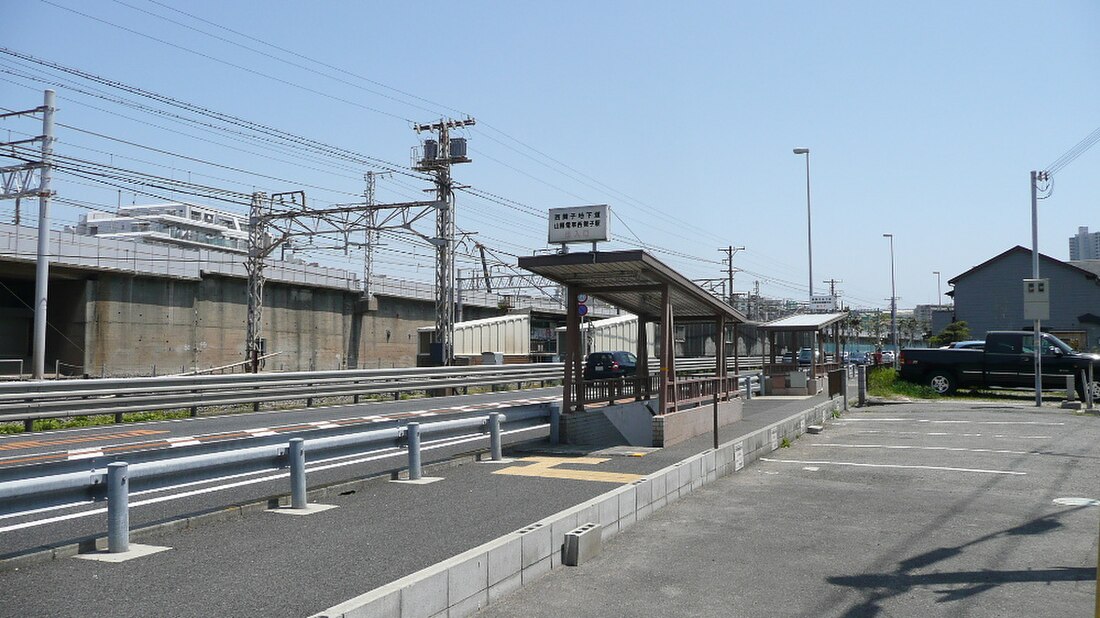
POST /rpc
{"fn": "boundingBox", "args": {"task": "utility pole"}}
[246,191,272,373]
[823,278,842,298]
[719,246,745,305]
[413,117,475,366]
[1030,170,1050,406]
[0,91,55,379]
[362,171,380,300]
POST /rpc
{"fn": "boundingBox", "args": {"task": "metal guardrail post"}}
[107,462,129,553]
[489,412,503,461]
[757,371,765,396]
[744,375,753,400]
[857,365,867,407]
[407,422,421,481]
[289,438,307,509]
[549,403,561,445]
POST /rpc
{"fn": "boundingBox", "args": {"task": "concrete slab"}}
[74,543,172,563]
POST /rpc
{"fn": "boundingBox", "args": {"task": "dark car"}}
[583,351,637,380]
[848,351,870,365]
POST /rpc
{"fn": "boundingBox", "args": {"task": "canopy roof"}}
[759,311,850,332]
[518,250,747,323]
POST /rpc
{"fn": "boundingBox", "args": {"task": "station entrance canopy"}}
[517,250,748,415]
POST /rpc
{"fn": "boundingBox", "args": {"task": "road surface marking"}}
[854,430,1051,439]
[838,418,1063,426]
[760,457,1026,475]
[493,456,643,484]
[810,443,1030,455]
[0,429,168,451]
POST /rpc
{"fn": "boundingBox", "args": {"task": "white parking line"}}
[760,457,1026,475]
[855,430,1052,439]
[838,418,1063,426]
[810,443,1030,455]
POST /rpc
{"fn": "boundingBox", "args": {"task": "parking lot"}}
[479,401,1099,617]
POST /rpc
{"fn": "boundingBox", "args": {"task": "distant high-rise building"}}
[1069,226,1100,260]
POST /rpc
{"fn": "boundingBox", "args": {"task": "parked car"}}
[942,340,985,350]
[797,347,820,366]
[880,350,896,364]
[583,351,638,380]
[848,351,870,365]
[899,331,1100,398]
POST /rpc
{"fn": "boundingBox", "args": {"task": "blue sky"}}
[3,0,1098,311]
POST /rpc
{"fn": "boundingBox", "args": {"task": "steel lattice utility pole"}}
[362,172,379,300]
[414,117,475,366]
[246,191,270,373]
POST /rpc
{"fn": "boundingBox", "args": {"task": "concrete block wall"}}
[653,398,743,447]
[311,396,844,618]
[560,409,629,446]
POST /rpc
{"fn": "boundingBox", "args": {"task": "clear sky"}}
[3,0,1098,311]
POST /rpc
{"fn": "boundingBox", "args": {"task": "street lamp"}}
[793,148,812,301]
[883,233,898,368]
[796,146,814,301]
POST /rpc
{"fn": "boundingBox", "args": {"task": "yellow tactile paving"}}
[492,456,643,484]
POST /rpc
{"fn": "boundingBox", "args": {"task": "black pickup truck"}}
[899,331,1100,398]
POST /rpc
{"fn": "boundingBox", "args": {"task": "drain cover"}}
[1052,497,1100,507]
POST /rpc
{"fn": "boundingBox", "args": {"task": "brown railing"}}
[665,375,739,412]
[572,374,659,408]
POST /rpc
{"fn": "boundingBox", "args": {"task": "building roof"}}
[517,250,747,323]
[948,246,1100,286]
[758,311,850,332]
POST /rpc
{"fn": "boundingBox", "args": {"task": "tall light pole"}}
[793,148,812,301]
[933,271,941,304]
[883,233,898,368]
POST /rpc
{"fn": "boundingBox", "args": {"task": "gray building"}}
[1069,226,1100,260]
[947,246,1100,352]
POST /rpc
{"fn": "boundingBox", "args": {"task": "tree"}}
[929,321,971,347]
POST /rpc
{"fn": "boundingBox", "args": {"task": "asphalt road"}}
[0,388,561,558]
[479,401,1100,617]
[0,393,828,617]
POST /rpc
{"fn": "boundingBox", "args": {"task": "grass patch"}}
[867,366,940,399]
[0,409,194,435]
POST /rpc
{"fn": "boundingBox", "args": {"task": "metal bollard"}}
[289,438,307,509]
[857,365,867,407]
[744,375,753,400]
[489,412,503,461]
[1087,364,1095,410]
[757,371,766,396]
[842,371,850,411]
[549,403,561,445]
[407,422,421,481]
[107,462,129,553]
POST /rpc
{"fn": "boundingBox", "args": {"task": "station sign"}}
[548,204,610,244]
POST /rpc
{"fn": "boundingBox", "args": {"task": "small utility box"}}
[1023,278,1050,321]
[481,352,504,365]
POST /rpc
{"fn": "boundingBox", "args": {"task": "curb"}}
[310,396,844,618]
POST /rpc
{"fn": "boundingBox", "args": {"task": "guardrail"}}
[0,364,565,430]
[0,407,553,555]
[0,357,767,430]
